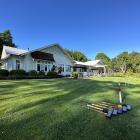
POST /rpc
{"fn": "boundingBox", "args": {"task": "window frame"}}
[58,64,64,72]
[36,61,41,72]
[16,60,20,70]
[65,65,71,72]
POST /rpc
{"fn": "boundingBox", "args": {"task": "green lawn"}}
[0,77,140,140]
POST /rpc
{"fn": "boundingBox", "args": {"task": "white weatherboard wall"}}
[41,46,73,75]
[23,54,36,72]
[3,56,24,71]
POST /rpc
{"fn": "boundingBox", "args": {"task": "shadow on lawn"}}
[0,79,139,140]
[1,98,140,140]
[6,79,127,113]
[0,79,136,112]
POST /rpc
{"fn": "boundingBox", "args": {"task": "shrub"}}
[28,70,38,76]
[38,71,45,76]
[0,69,9,77]
[72,72,79,79]
[125,69,134,76]
[47,71,58,78]
[110,72,125,77]
[9,69,26,77]
[133,73,140,78]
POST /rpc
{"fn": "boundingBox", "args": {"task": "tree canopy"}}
[112,51,140,73]
[129,52,140,73]
[65,49,88,62]
[0,30,16,57]
[95,51,140,74]
[95,52,112,67]
[112,52,130,73]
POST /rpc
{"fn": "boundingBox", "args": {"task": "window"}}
[58,64,64,72]
[80,68,83,72]
[37,64,40,71]
[73,67,77,72]
[45,65,47,71]
[48,64,53,72]
[16,60,20,70]
[66,65,71,72]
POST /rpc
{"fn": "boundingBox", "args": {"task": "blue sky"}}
[0,0,140,59]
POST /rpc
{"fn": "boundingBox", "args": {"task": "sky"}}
[0,0,140,59]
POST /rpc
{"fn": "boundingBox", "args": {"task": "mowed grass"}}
[0,77,140,140]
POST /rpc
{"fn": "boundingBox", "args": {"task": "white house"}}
[0,44,106,77]
[0,44,74,76]
[73,60,106,77]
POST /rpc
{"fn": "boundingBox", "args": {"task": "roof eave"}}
[21,43,75,63]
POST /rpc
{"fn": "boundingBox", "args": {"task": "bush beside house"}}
[0,69,63,80]
[72,72,79,79]
[28,70,38,77]
[47,71,58,78]
[0,69,9,77]
[10,70,26,77]
[38,71,45,76]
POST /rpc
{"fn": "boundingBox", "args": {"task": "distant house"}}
[73,60,106,77]
[0,44,106,77]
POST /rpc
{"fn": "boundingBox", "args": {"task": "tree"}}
[129,51,140,73]
[0,30,16,58]
[112,57,119,72]
[95,52,112,67]
[112,52,131,73]
[65,49,88,62]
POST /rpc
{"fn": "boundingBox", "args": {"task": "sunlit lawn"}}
[0,77,140,140]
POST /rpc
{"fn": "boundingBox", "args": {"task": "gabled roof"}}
[46,44,74,62]
[3,46,27,55]
[84,60,101,66]
[1,46,28,59]
[74,60,105,68]
[22,43,75,63]
[75,61,86,65]
[1,44,75,63]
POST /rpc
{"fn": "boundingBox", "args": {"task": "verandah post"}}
[118,83,122,103]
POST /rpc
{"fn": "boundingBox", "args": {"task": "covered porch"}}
[73,61,106,77]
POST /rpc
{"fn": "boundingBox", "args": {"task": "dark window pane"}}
[16,60,20,70]
[37,64,40,71]
[45,65,47,71]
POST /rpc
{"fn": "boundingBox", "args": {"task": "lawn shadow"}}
[0,78,139,140]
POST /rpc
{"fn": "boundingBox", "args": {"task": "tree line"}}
[95,52,140,74]
[1,30,140,74]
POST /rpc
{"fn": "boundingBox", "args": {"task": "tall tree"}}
[0,30,16,57]
[95,52,112,67]
[65,49,88,62]
[129,51,140,73]
[112,52,130,73]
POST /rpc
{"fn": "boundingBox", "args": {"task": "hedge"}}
[0,69,63,79]
[0,69,9,77]
[38,71,45,76]
[9,70,26,77]
[47,71,58,78]
[28,70,38,76]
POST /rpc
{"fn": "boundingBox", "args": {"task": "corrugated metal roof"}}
[3,46,28,55]
[74,60,105,67]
